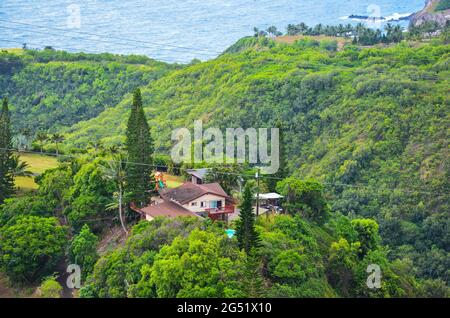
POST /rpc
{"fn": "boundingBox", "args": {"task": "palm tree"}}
[298,22,308,34]
[266,26,278,38]
[337,24,345,36]
[11,154,33,177]
[101,153,128,235]
[12,134,31,153]
[345,23,354,37]
[107,145,121,155]
[385,23,394,34]
[392,25,404,43]
[355,22,365,37]
[87,140,104,154]
[50,133,64,155]
[34,132,48,153]
[286,24,297,36]
[253,27,259,37]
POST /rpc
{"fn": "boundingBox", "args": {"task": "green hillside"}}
[0,49,178,133]
[60,38,450,284]
[1,35,449,289]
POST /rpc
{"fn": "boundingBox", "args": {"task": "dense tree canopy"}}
[0,97,14,204]
[277,177,330,223]
[0,26,448,297]
[0,216,67,283]
[0,49,176,135]
[146,229,245,298]
[68,224,99,280]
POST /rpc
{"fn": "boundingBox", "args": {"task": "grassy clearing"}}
[1,48,25,55]
[13,153,183,192]
[165,174,184,188]
[14,153,58,192]
[15,176,38,191]
[275,35,349,50]
[19,152,58,174]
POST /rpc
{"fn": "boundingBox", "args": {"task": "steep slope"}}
[0,49,178,133]
[64,40,342,149]
[410,0,450,27]
[64,39,449,283]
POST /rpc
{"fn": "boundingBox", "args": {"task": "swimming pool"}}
[225,229,236,239]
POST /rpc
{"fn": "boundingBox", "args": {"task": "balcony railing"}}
[205,205,235,214]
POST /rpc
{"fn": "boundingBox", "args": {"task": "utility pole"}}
[256,168,260,217]
[238,176,244,193]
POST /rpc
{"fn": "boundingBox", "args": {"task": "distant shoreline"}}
[344,0,429,23]
[345,13,412,22]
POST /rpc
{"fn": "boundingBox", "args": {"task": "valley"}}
[0,1,449,299]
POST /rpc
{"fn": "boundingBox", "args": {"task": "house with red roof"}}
[131,182,235,222]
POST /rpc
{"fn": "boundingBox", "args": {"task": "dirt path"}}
[0,278,15,298]
[56,260,74,298]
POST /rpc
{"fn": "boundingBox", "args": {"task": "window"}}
[191,202,197,206]
[200,201,206,208]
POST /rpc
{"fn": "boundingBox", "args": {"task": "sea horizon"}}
[0,0,425,63]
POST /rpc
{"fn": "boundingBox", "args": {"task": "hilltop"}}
[410,0,450,28]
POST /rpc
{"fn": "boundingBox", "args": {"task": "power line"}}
[0,38,106,55]
[0,24,213,57]
[0,147,443,196]
[73,216,118,223]
[0,18,223,55]
[0,38,190,64]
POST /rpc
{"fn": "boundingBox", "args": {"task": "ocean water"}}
[0,0,425,63]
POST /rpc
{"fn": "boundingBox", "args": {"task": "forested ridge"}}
[59,37,449,286]
[0,49,177,133]
[0,30,449,297]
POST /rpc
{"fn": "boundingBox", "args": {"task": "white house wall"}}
[183,193,225,213]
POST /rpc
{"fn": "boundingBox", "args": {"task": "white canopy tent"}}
[255,193,284,200]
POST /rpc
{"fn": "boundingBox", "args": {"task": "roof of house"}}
[160,182,229,205]
[186,168,210,180]
[200,183,229,197]
[140,200,198,218]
